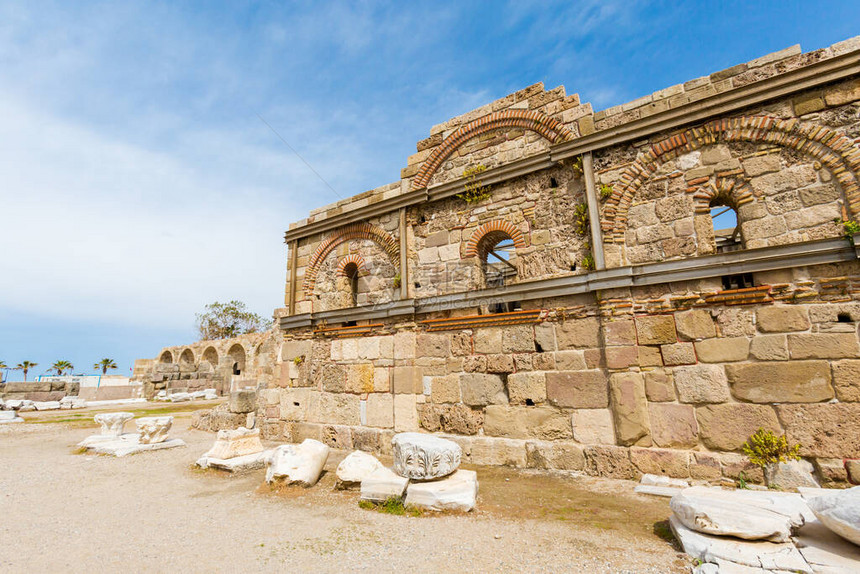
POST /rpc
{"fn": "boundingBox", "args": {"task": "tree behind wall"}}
[195,300,272,340]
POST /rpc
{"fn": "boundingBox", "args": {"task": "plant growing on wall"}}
[742,428,801,468]
[581,252,595,271]
[599,183,613,201]
[456,165,492,204]
[571,156,583,178]
[574,203,589,236]
[393,273,402,289]
[837,218,860,243]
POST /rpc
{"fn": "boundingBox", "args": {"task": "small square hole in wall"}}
[721,273,754,290]
[550,177,558,188]
[838,313,852,323]
[525,398,535,406]
[343,321,357,327]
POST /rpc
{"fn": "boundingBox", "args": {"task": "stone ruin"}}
[78,412,185,457]
[133,36,860,489]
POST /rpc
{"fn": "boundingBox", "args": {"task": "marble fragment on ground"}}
[635,485,685,498]
[4,399,35,411]
[59,397,87,409]
[391,432,461,480]
[203,427,264,460]
[93,412,134,437]
[795,519,860,573]
[670,515,812,573]
[202,450,274,472]
[0,411,24,423]
[671,488,801,542]
[79,434,186,457]
[764,460,820,491]
[805,485,860,547]
[335,451,383,490]
[136,416,173,444]
[404,469,478,512]
[265,439,329,487]
[360,467,409,503]
[33,401,61,411]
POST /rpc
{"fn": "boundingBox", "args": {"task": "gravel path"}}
[0,411,688,573]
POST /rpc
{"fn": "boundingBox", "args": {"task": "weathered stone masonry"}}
[138,37,860,485]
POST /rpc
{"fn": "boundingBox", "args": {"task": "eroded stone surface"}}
[265,439,330,487]
[392,432,461,480]
[136,416,173,444]
[204,427,264,460]
[94,412,134,437]
[360,466,408,503]
[764,460,820,491]
[671,489,798,542]
[806,486,860,546]
[404,469,478,512]
[335,450,383,490]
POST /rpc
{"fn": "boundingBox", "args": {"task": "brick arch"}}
[336,254,368,277]
[465,220,527,259]
[690,175,755,214]
[603,116,860,243]
[411,109,576,190]
[303,222,399,295]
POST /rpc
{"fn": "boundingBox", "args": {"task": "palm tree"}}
[16,361,38,382]
[50,360,74,376]
[93,358,117,375]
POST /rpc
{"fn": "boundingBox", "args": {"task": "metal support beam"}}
[288,240,298,315]
[399,208,409,300]
[582,152,606,270]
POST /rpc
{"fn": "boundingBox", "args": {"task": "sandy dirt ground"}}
[0,403,689,573]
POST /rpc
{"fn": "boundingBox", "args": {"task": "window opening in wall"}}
[550,177,558,188]
[483,237,517,288]
[710,201,742,253]
[721,273,754,290]
[838,313,852,323]
[232,362,241,375]
[489,300,521,314]
[343,262,359,307]
[343,320,357,327]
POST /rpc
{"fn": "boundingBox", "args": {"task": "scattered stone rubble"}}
[78,412,185,457]
[335,450,383,490]
[668,484,860,573]
[266,439,330,487]
[196,427,272,472]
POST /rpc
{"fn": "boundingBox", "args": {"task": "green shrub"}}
[742,428,801,468]
[599,183,613,201]
[574,203,589,236]
[456,165,492,203]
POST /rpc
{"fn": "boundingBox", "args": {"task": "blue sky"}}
[1,1,858,379]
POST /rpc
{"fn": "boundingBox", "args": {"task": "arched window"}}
[228,344,246,376]
[478,232,518,288]
[179,349,195,367]
[343,261,359,306]
[709,195,742,253]
[159,351,173,364]
[202,347,219,370]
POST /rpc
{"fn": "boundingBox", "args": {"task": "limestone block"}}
[670,490,798,542]
[470,437,527,467]
[571,409,616,445]
[609,372,650,446]
[373,367,390,392]
[649,403,698,448]
[553,350,587,370]
[603,320,636,345]
[266,440,330,487]
[473,328,502,354]
[281,340,312,362]
[366,393,393,428]
[459,373,507,406]
[320,363,347,392]
[392,365,423,395]
[405,469,478,512]
[555,316,600,349]
[360,466,408,503]
[750,334,789,361]
[584,445,639,480]
[392,432,461,480]
[777,403,860,458]
[638,346,663,367]
[715,307,756,337]
[814,457,848,486]
[317,392,361,426]
[641,474,689,488]
[204,427,264,460]
[393,394,418,432]
[674,310,716,341]
[849,460,860,484]
[673,364,731,404]
[501,324,535,353]
[525,441,585,471]
[669,516,810,573]
[635,315,677,345]
[605,346,638,369]
[358,337,381,360]
[695,337,749,363]
[644,370,675,402]
[757,306,810,333]
[533,323,556,352]
[788,333,860,359]
[764,460,819,491]
[696,403,781,451]
[279,388,319,421]
[136,416,172,444]
[417,403,483,435]
[725,360,834,403]
[346,363,375,394]
[629,447,690,478]
[485,354,514,373]
[506,372,546,405]
[661,342,696,366]
[690,452,722,481]
[229,390,256,413]
[483,405,572,441]
[806,486,860,546]
[832,360,860,402]
[545,370,608,408]
[393,331,416,359]
[416,333,449,358]
[335,451,383,490]
[94,412,134,437]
